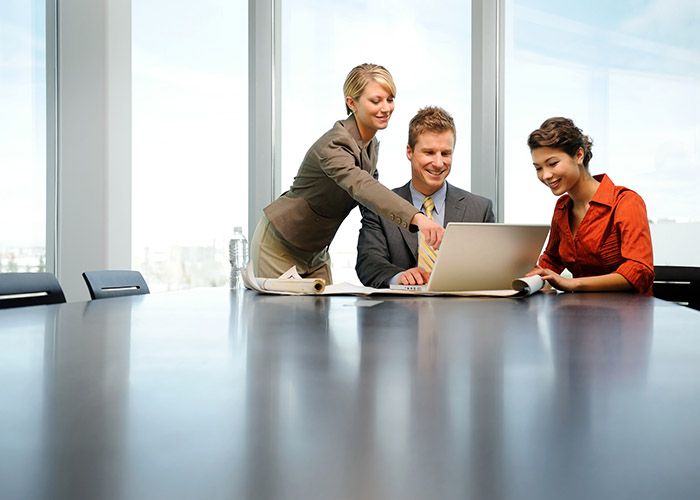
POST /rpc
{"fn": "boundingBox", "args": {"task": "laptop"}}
[391,223,550,292]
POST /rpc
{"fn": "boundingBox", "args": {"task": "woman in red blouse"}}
[526,117,654,294]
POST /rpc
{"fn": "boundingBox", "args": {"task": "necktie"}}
[418,196,438,272]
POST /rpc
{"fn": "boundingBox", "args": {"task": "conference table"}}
[1,287,700,500]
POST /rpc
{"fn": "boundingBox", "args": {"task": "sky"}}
[0,0,46,248]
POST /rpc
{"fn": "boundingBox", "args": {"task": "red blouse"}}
[538,174,654,294]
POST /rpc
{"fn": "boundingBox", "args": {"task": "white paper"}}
[245,263,544,298]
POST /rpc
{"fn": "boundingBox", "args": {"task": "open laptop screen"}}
[423,223,550,292]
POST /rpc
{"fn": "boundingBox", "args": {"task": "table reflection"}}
[2,288,694,500]
[41,298,135,499]
[232,292,656,499]
[0,307,57,499]
[514,293,654,499]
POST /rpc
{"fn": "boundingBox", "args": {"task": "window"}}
[132,0,248,290]
[0,1,47,272]
[281,0,472,283]
[504,0,700,265]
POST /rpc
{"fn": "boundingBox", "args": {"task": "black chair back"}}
[0,272,66,309]
[653,266,700,311]
[82,270,150,300]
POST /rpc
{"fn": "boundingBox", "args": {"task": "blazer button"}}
[390,214,395,220]
[396,217,402,225]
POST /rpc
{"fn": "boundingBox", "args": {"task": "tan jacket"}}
[264,115,419,252]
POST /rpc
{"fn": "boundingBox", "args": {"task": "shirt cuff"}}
[616,260,655,294]
[388,272,402,286]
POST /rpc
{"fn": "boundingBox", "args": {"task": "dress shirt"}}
[388,183,448,285]
[409,182,447,227]
[538,174,654,294]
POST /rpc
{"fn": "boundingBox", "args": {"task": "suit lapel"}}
[363,140,378,175]
[396,182,466,260]
[343,115,376,175]
[444,183,466,225]
[396,183,419,259]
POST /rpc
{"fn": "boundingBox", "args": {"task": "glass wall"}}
[0,1,47,272]
[504,0,700,265]
[281,0,472,283]
[132,0,248,291]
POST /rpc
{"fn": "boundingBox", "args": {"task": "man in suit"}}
[356,106,495,288]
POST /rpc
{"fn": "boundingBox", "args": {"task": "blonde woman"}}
[251,63,443,283]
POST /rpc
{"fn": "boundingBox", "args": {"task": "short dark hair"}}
[408,106,456,149]
[527,117,593,168]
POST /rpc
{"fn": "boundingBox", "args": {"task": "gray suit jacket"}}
[356,182,495,288]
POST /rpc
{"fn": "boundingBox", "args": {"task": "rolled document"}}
[511,275,544,296]
[243,263,326,294]
[256,277,326,294]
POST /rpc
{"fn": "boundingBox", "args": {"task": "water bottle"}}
[229,226,249,289]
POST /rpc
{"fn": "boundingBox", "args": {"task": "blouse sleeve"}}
[613,191,655,293]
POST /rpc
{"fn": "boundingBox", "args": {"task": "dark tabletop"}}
[1,289,699,500]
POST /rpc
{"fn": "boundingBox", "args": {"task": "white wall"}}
[56,0,131,301]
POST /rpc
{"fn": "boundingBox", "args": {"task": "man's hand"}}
[398,266,431,286]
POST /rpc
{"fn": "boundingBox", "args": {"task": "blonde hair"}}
[343,63,396,115]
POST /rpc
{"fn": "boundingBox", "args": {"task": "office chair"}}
[653,265,700,311]
[82,270,151,300]
[0,272,67,309]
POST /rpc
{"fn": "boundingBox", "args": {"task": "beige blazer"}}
[264,115,418,252]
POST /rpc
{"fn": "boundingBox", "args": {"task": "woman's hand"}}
[525,265,549,278]
[527,266,579,292]
[527,266,634,293]
[411,213,444,249]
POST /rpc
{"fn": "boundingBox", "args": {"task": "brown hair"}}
[527,117,593,168]
[407,106,456,149]
[343,63,396,115]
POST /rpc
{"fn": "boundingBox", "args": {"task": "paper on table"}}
[244,263,544,298]
[243,263,326,294]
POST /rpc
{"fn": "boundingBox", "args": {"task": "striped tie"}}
[418,196,438,272]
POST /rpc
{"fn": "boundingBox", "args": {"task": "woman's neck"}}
[354,117,376,144]
[568,171,599,207]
